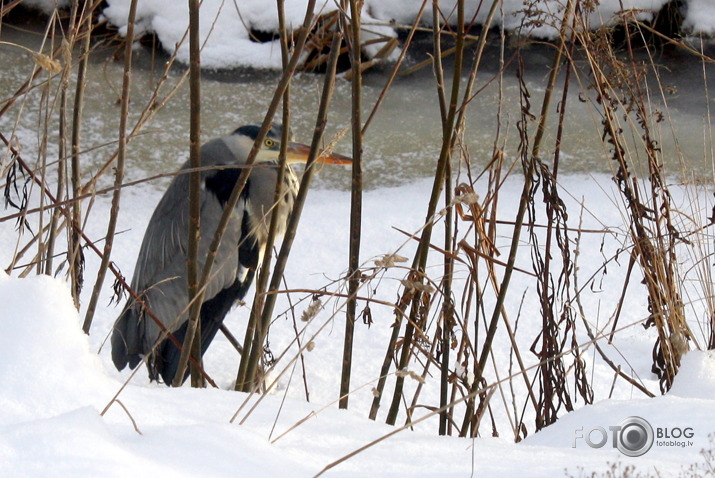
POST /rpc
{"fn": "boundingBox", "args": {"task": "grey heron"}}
[110,123,350,385]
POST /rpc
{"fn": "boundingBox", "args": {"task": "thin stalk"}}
[439,150,454,434]
[434,0,451,435]
[35,13,62,277]
[371,0,451,422]
[68,4,93,308]
[0,0,24,17]
[45,38,72,275]
[472,0,574,404]
[233,2,321,390]
[239,0,293,392]
[530,1,573,160]
[386,0,467,427]
[82,0,137,333]
[173,0,204,387]
[360,0,429,134]
[35,44,52,276]
[196,0,317,391]
[531,0,578,429]
[340,0,363,410]
[240,32,342,391]
[233,1,319,391]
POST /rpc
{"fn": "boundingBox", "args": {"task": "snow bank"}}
[97,0,694,70]
[0,273,112,427]
[669,350,715,399]
[1,189,715,476]
[23,0,714,70]
[684,0,715,35]
[101,0,398,69]
[370,0,670,34]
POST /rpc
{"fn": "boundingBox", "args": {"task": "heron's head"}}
[230,123,351,166]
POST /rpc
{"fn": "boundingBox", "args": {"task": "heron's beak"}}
[286,142,352,165]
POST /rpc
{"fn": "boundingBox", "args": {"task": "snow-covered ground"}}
[1,173,715,477]
[24,0,715,69]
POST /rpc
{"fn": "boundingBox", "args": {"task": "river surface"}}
[1,17,714,191]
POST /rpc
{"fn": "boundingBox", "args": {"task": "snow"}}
[26,0,714,69]
[684,0,715,35]
[98,0,706,69]
[0,273,113,427]
[669,350,715,399]
[100,0,399,69]
[2,174,715,477]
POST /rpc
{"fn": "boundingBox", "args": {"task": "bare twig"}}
[82,0,138,334]
[339,0,363,411]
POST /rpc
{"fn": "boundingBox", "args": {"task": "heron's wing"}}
[112,171,193,369]
[119,152,248,358]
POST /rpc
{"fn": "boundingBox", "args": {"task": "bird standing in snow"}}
[111,123,350,385]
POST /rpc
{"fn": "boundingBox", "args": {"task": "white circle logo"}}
[617,416,654,457]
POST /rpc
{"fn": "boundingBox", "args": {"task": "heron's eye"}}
[264,138,276,148]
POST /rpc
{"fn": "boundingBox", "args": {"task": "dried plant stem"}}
[398,39,479,77]
[173,0,204,387]
[232,0,322,390]
[383,0,468,427]
[366,2,435,422]
[45,60,70,275]
[240,0,293,393]
[68,4,93,308]
[577,300,654,397]
[82,0,137,334]
[340,0,363,410]
[240,32,342,392]
[371,1,452,423]
[382,0,502,428]
[529,0,581,431]
[578,17,690,391]
[436,1,452,435]
[468,5,573,433]
[0,0,24,17]
[33,15,56,274]
[360,0,429,134]
[114,400,143,435]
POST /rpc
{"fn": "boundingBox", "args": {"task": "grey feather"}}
[111,124,298,383]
